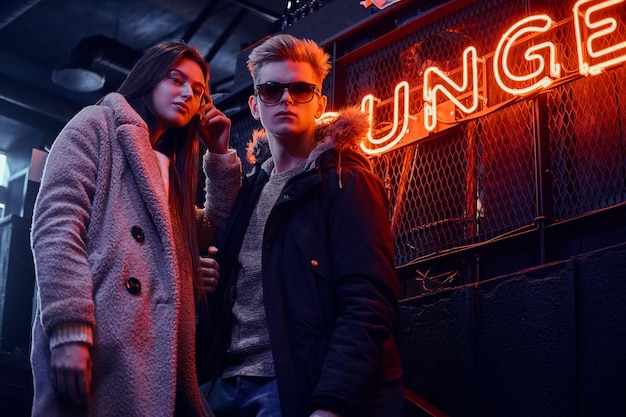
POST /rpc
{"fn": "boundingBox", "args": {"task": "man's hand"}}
[50,342,92,406]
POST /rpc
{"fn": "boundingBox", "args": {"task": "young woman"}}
[30,41,230,417]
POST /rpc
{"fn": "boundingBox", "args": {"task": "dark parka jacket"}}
[197,108,403,416]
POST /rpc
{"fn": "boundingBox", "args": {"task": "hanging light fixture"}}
[52,66,106,92]
[52,35,140,93]
[52,36,106,92]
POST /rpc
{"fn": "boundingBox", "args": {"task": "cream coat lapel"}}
[103,93,181,291]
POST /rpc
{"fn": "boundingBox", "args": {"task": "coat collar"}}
[99,93,175,244]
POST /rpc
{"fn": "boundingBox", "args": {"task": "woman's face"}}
[152,57,206,132]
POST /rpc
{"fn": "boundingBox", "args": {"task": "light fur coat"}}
[30,92,211,417]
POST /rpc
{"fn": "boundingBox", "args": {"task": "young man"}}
[197,34,404,417]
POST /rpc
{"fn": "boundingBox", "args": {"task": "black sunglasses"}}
[255,82,320,104]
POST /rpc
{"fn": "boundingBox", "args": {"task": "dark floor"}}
[2,349,430,417]
[0,351,32,417]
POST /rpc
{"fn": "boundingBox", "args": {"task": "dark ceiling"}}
[0,0,293,154]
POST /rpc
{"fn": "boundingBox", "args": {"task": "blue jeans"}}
[200,376,282,417]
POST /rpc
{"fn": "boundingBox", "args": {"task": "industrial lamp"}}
[52,35,140,93]
[52,37,107,92]
[52,65,106,92]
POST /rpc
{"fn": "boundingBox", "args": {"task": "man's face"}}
[248,60,327,142]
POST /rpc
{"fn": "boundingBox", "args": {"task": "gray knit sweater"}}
[223,160,306,378]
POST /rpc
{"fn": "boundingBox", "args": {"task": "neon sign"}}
[424,46,480,133]
[575,0,626,75]
[360,81,410,154]
[355,0,626,155]
[493,15,561,96]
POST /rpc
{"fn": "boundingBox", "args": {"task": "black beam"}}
[0,75,79,129]
[226,0,279,22]
[182,0,222,42]
[204,8,249,63]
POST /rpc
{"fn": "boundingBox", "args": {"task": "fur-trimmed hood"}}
[245,106,370,170]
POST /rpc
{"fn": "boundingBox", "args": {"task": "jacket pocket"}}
[292,217,332,282]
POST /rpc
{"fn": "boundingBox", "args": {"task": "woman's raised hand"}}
[197,91,231,154]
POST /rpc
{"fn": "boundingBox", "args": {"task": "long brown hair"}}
[118,41,209,302]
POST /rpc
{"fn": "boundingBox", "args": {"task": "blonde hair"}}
[247,34,331,85]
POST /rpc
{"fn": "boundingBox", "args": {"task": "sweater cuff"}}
[50,323,93,349]
[204,149,238,165]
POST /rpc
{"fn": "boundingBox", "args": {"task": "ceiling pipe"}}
[69,35,141,75]
[0,0,42,31]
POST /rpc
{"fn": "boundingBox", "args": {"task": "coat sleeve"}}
[311,163,400,414]
[202,150,242,244]
[31,110,106,335]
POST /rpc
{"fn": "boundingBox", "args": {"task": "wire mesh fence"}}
[337,0,626,267]
[227,0,626,273]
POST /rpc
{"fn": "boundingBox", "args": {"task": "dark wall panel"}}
[399,242,626,417]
